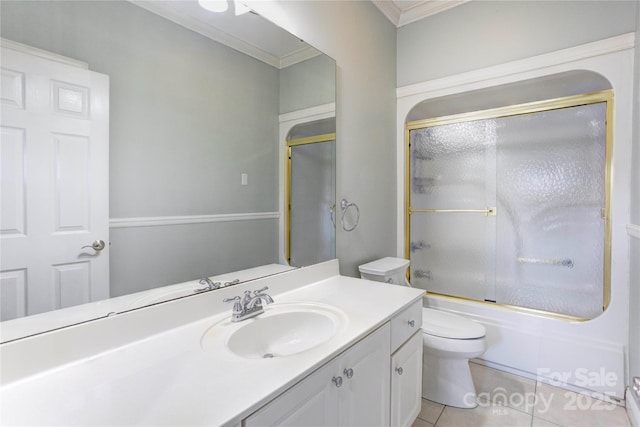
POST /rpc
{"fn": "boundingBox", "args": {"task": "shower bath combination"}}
[405,90,612,320]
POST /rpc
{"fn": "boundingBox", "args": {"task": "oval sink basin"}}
[202,303,346,359]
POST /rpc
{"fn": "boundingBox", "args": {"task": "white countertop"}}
[0,263,296,343]
[0,260,424,426]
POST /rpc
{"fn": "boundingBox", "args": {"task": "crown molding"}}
[280,46,322,69]
[372,0,471,28]
[371,1,402,27]
[398,0,471,27]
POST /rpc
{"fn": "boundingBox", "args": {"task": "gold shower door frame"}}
[404,90,614,320]
[285,133,336,265]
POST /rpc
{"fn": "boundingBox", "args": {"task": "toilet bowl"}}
[358,257,486,409]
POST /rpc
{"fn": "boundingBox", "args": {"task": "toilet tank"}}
[358,257,410,286]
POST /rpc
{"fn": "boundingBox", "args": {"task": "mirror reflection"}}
[0,0,336,341]
[286,118,336,267]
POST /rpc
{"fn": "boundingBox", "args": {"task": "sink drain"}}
[263,353,274,358]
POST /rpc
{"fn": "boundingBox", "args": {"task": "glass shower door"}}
[408,121,497,302]
[494,103,607,318]
[289,140,336,267]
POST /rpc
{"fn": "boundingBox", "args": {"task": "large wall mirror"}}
[0,0,336,341]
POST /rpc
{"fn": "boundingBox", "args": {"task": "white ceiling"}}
[371,0,470,27]
[129,0,468,68]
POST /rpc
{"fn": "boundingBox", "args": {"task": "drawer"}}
[390,299,422,353]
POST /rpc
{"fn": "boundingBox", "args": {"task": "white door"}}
[1,42,109,321]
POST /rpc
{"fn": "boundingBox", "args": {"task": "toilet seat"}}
[422,308,485,339]
[422,332,486,357]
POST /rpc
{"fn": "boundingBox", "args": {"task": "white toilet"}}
[358,257,486,409]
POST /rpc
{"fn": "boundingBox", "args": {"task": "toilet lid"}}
[422,308,485,339]
[358,257,409,275]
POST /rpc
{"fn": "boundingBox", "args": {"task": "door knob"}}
[82,239,106,252]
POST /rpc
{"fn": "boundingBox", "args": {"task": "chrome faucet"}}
[195,277,221,293]
[224,286,274,322]
[224,279,240,287]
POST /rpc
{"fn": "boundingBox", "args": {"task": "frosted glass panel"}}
[409,122,496,301]
[410,213,490,301]
[289,141,336,267]
[410,121,495,209]
[495,103,606,318]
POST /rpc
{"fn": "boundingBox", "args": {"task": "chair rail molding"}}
[109,212,279,228]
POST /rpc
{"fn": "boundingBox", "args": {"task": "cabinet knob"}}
[332,376,343,387]
[396,367,404,375]
[408,320,415,328]
[343,368,354,379]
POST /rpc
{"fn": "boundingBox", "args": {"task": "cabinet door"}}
[243,361,338,427]
[338,323,391,427]
[390,331,423,427]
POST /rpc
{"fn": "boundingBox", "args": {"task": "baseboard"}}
[628,389,640,427]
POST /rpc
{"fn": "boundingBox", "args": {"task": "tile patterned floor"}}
[412,362,632,427]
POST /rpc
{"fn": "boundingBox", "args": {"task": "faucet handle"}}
[200,278,221,288]
[223,295,242,316]
[253,286,269,295]
[195,278,221,293]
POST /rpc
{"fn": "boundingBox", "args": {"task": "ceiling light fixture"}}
[198,0,229,13]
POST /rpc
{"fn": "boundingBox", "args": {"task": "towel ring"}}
[340,199,360,232]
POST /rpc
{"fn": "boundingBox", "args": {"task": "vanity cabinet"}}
[244,300,424,427]
[243,324,390,426]
[391,331,423,427]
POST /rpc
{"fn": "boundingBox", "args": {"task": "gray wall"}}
[1,1,280,295]
[397,0,637,86]
[630,0,640,398]
[250,0,398,276]
[280,53,336,114]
